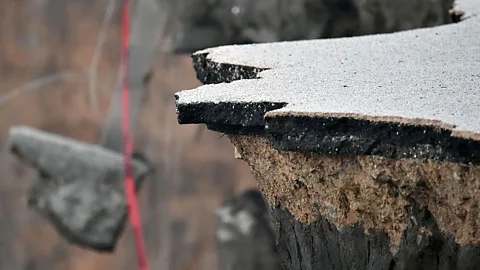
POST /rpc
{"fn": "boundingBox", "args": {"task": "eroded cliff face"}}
[229,135,479,251]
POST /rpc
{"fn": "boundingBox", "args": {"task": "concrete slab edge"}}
[176,50,480,164]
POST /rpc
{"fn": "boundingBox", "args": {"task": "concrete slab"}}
[9,126,150,251]
[175,0,480,164]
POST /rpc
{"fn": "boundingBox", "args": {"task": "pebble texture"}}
[8,126,150,251]
[175,0,480,164]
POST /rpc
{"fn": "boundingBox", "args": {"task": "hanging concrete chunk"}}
[9,126,150,252]
[175,0,480,269]
[215,189,282,270]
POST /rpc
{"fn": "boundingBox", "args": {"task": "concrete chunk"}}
[175,0,480,164]
[9,126,150,251]
[175,0,480,268]
[10,126,149,180]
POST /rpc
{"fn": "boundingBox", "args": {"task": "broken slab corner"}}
[8,126,151,252]
[175,1,480,269]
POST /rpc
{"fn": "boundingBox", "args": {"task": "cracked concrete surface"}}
[174,0,480,268]
[176,0,480,164]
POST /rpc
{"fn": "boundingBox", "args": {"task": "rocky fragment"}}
[9,126,150,251]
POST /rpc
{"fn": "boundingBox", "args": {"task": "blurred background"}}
[0,1,255,269]
[0,0,456,269]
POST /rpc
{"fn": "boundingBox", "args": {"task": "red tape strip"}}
[121,1,149,269]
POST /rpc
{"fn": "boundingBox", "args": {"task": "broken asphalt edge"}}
[176,47,480,165]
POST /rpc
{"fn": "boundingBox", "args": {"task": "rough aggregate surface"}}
[175,0,480,164]
[174,0,480,268]
[228,135,480,269]
[230,135,480,247]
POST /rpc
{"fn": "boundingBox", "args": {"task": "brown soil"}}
[230,135,480,248]
[267,111,480,141]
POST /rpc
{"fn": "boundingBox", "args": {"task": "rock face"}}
[9,126,150,251]
[170,0,455,53]
[174,0,480,269]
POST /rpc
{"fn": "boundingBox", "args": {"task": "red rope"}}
[121,1,149,269]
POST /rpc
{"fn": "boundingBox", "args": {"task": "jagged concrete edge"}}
[265,113,480,164]
[179,49,480,164]
[178,52,285,134]
[175,99,287,134]
[191,52,267,84]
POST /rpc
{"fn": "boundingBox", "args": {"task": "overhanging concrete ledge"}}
[176,0,480,165]
[175,1,480,269]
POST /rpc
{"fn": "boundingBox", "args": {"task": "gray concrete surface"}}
[176,0,480,142]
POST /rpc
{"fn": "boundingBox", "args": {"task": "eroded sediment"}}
[229,135,480,248]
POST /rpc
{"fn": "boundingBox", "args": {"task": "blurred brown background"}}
[0,1,255,269]
[0,0,457,269]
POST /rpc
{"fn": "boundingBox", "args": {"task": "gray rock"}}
[9,126,150,251]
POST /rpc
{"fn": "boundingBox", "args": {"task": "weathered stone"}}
[9,126,150,251]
